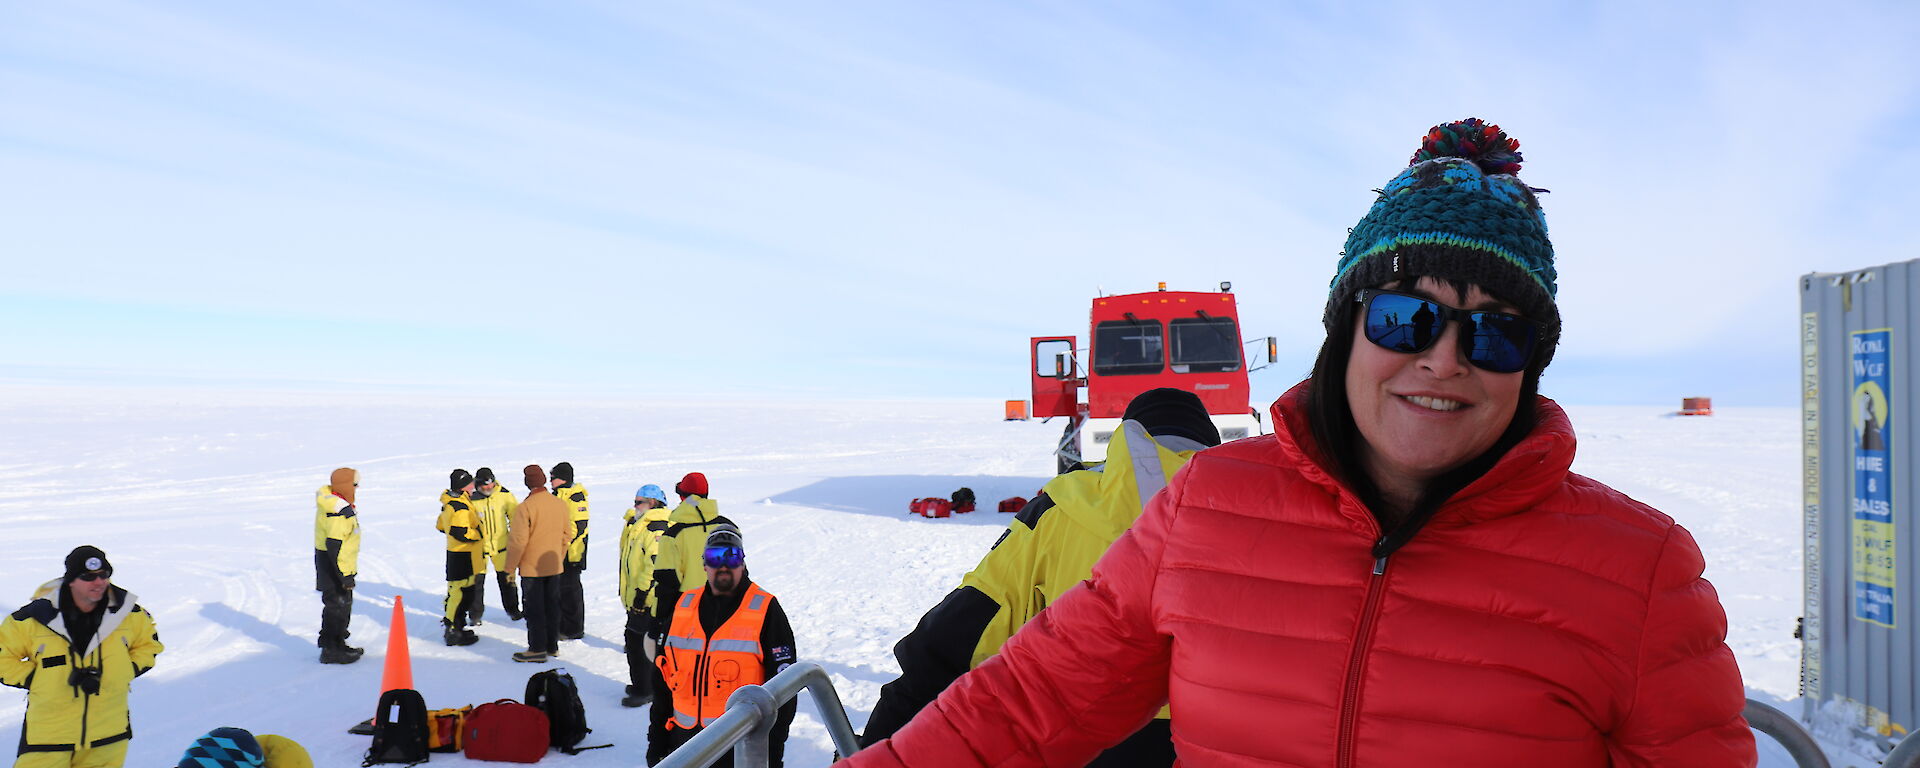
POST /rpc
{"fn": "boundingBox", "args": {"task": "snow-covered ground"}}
[0,385,1832,765]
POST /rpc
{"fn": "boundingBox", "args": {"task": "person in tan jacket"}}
[504,464,572,663]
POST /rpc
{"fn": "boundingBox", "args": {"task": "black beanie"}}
[474,467,496,486]
[1123,388,1222,447]
[705,525,744,554]
[449,468,473,492]
[63,545,111,583]
[551,462,574,484]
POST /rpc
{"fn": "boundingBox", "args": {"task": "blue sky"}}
[4,1,1917,406]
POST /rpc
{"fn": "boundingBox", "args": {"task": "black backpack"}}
[364,688,430,766]
[524,670,610,754]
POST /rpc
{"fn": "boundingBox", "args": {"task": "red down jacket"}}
[849,386,1755,767]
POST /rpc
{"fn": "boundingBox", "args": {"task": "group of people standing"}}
[433,463,590,651]
[309,463,800,766]
[309,461,606,664]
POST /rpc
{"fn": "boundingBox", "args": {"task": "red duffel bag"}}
[465,698,550,763]
[998,496,1029,514]
[909,497,952,518]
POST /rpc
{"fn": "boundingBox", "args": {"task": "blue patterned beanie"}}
[178,727,265,768]
[1326,118,1559,368]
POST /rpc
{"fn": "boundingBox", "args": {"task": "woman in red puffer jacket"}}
[845,120,1756,767]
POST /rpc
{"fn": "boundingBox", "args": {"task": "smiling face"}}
[1345,276,1527,495]
[68,572,110,609]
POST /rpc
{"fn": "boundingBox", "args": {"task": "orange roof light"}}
[1157,281,1166,292]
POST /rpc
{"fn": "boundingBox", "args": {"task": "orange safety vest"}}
[657,582,773,730]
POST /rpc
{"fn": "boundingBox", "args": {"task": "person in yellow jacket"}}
[313,467,362,664]
[859,388,1221,767]
[435,469,483,646]
[646,527,796,767]
[1,546,164,768]
[548,462,590,640]
[470,467,522,622]
[648,472,732,642]
[619,484,672,708]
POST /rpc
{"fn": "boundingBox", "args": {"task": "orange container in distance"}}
[1004,400,1029,421]
[1680,397,1713,416]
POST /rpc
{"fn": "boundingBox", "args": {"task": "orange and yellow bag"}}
[426,705,473,753]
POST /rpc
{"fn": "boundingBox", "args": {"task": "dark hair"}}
[1305,277,1546,557]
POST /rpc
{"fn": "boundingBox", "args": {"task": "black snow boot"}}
[443,621,478,647]
[320,643,364,664]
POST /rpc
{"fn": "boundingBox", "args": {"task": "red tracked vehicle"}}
[1029,282,1275,473]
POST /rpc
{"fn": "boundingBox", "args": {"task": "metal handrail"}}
[656,662,862,768]
[1882,728,1920,768]
[1743,698,1831,768]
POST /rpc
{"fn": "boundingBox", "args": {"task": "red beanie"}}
[675,472,708,498]
[523,464,547,491]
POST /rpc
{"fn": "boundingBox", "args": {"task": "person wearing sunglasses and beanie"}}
[1,546,164,768]
[844,120,1756,767]
[647,526,796,767]
[860,388,1222,767]
[504,464,574,663]
[313,467,362,664]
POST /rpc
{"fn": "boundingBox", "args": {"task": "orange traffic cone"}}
[379,596,413,693]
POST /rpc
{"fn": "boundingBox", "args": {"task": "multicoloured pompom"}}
[1409,118,1523,175]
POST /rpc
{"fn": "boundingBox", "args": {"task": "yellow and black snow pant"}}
[445,549,485,626]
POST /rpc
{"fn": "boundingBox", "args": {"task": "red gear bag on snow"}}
[998,496,1029,514]
[909,498,952,518]
[464,698,549,763]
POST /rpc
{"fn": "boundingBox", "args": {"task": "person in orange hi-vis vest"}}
[646,526,796,767]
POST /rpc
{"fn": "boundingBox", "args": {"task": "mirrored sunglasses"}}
[702,546,745,569]
[75,570,112,582]
[1356,289,1541,374]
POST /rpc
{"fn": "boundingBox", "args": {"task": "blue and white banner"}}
[1851,328,1896,627]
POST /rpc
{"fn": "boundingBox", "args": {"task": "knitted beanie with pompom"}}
[1326,118,1559,369]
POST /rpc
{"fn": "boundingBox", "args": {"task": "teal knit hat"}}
[1325,118,1559,369]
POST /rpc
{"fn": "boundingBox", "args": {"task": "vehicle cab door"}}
[1029,336,1080,418]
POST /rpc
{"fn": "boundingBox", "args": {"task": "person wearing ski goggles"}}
[842,120,1754,766]
[650,525,799,766]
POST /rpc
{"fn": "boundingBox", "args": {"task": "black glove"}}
[69,665,101,696]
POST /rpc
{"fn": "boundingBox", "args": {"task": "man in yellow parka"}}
[648,472,732,641]
[313,467,362,664]
[469,467,522,622]
[619,484,672,707]
[435,469,483,646]
[1,546,164,768]
[548,462,590,641]
[858,389,1221,767]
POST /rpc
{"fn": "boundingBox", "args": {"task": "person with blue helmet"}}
[619,483,673,707]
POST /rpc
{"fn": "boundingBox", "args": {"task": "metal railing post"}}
[1884,731,1920,768]
[1743,697,1831,768]
[730,684,777,768]
[657,662,863,768]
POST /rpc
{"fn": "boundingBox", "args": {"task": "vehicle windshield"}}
[1093,320,1164,375]
[1170,317,1241,373]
